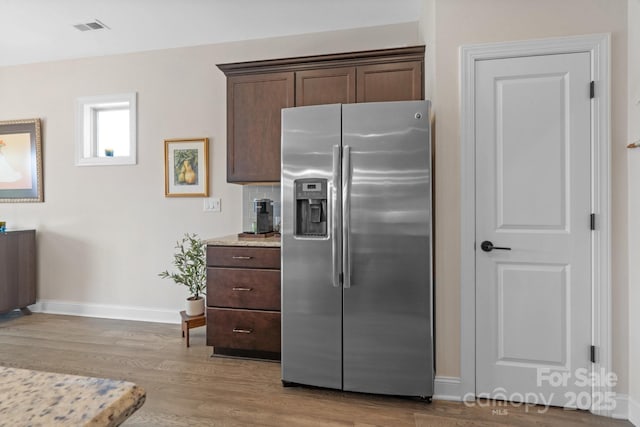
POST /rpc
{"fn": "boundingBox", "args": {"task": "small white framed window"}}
[75,92,137,166]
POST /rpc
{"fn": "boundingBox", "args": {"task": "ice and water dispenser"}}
[294,179,328,237]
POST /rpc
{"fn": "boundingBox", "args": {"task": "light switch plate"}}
[204,197,221,212]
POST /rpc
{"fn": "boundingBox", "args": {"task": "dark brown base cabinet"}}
[0,230,36,314]
[206,245,281,360]
[218,46,425,183]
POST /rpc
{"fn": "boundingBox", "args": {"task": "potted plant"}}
[159,233,206,316]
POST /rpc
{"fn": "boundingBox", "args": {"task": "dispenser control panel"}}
[297,181,326,199]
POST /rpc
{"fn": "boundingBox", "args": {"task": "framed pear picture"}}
[164,138,209,197]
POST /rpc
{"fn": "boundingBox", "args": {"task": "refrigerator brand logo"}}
[463,367,618,415]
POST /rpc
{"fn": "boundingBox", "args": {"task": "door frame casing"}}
[459,34,611,416]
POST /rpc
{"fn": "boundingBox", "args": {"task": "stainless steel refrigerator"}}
[281,100,434,398]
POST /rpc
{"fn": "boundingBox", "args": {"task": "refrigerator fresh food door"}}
[281,104,343,389]
[342,101,434,397]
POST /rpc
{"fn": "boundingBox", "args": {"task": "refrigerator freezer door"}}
[281,104,343,389]
[342,101,434,397]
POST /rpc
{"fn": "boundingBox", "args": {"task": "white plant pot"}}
[186,296,205,316]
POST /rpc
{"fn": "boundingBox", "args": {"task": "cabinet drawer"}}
[207,308,281,353]
[207,246,280,269]
[207,268,280,310]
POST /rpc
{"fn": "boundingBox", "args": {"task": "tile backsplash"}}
[241,184,282,232]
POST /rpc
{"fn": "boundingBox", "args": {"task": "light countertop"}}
[206,234,281,248]
[0,366,145,427]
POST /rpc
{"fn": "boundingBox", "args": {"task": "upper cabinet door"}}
[356,61,423,103]
[227,72,295,183]
[296,67,356,106]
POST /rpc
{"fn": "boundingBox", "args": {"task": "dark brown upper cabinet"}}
[226,72,294,183]
[296,67,356,106]
[356,61,422,103]
[218,46,424,183]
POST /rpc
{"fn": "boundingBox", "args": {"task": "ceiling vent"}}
[73,19,109,32]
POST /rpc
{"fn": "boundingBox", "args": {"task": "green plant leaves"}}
[158,233,206,299]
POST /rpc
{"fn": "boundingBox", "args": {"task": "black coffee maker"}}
[253,199,274,233]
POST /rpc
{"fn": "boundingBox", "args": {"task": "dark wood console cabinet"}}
[218,46,425,183]
[0,230,36,314]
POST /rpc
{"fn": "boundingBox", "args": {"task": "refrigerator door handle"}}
[342,145,351,289]
[332,145,342,288]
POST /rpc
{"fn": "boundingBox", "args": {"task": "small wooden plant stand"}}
[180,311,206,348]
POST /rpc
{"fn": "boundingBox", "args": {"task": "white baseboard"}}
[630,395,640,426]
[434,376,462,401]
[30,299,181,324]
[611,394,628,420]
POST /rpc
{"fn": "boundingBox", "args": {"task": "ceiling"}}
[0,0,422,67]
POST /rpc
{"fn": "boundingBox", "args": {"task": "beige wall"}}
[422,0,629,393]
[628,0,640,415]
[0,22,420,319]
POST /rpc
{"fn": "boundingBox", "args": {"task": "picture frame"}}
[0,118,43,203]
[164,138,209,197]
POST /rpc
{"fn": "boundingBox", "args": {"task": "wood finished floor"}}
[0,312,631,427]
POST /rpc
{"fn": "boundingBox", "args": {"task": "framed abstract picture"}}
[164,138,209,197]
[0,118,43,202]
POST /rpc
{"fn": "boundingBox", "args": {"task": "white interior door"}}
[475,52,592,408]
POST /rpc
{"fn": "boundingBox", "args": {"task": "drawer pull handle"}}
[232,328,253,334]
[232,287,252,292]
[232,256,252,260]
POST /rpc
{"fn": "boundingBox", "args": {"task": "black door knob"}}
[481,240,511,252]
